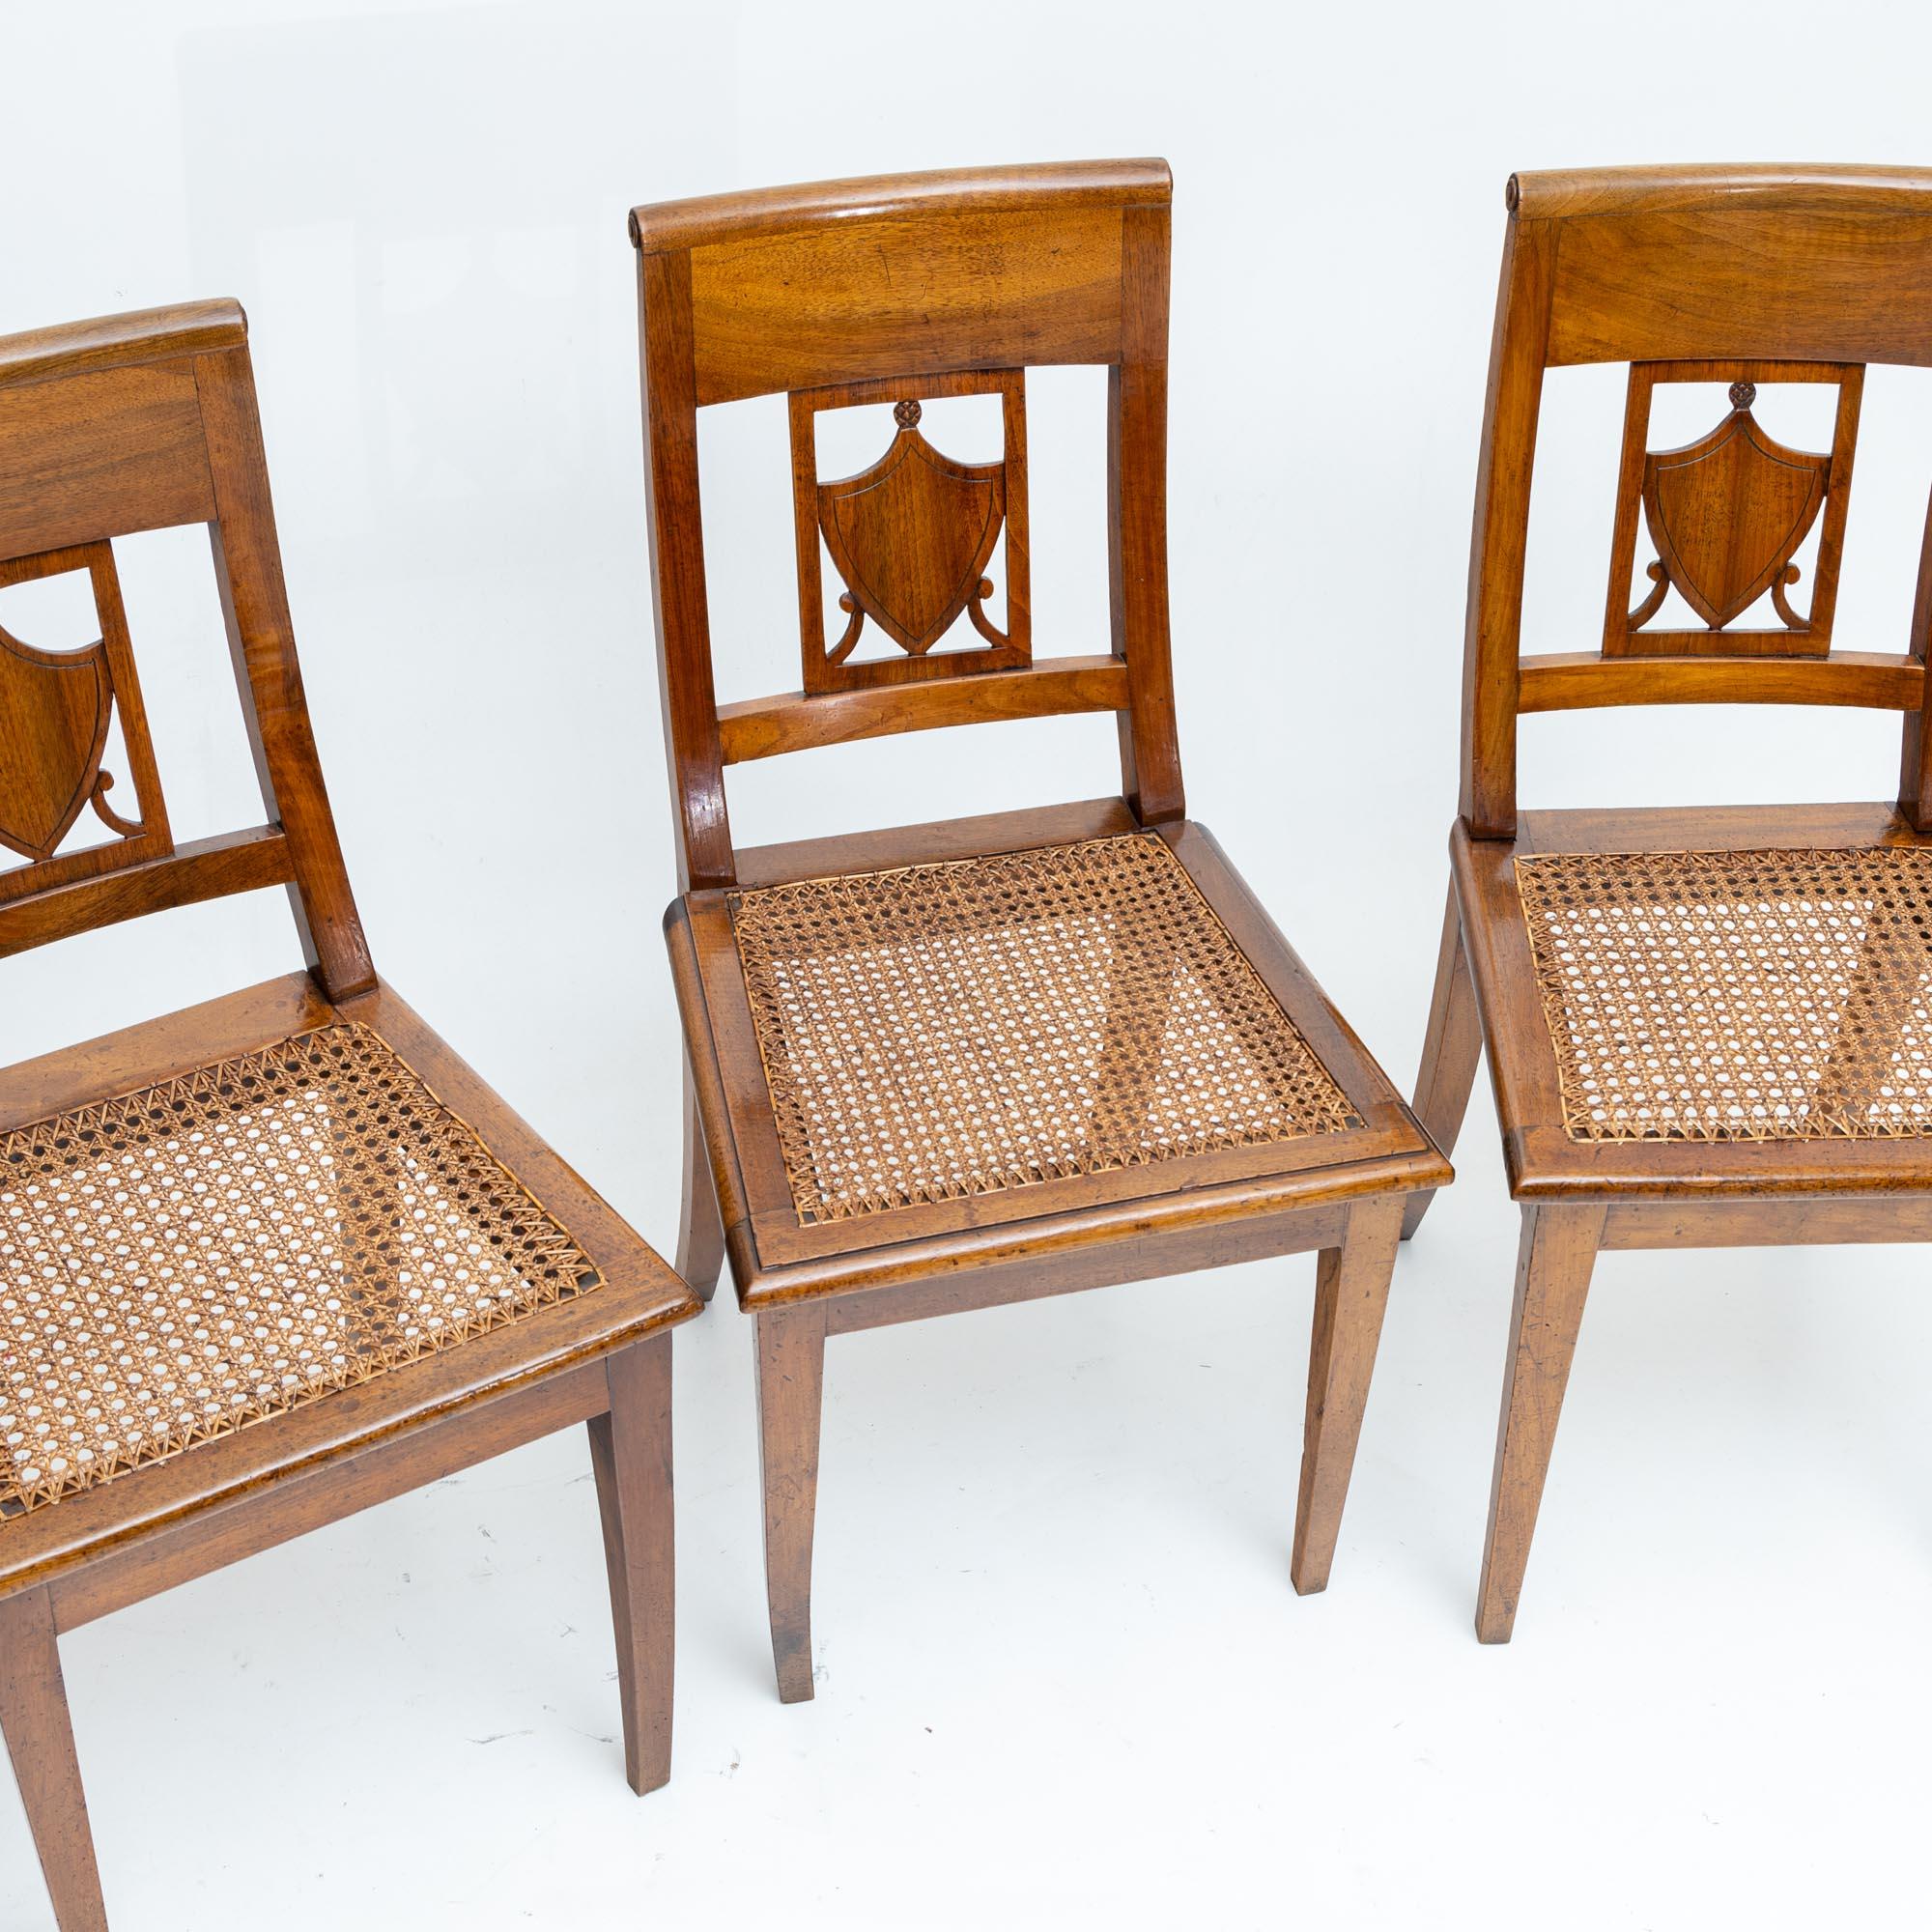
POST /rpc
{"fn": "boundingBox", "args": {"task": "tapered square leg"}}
[587,1333,676,1793]
[1291,1196,1405,1595]
[1403,880,1483,1240]
[755,1303,827,1703]
[675,1061,725,1301]
[1476,1203,1605,1643]
[0,1585,109,1932]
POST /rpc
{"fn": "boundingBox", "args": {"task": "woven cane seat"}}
[1516,845,1932,1143]
[0,1023,600,1519]
[726,833,1365,1225]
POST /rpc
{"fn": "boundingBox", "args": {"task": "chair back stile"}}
[1458,165,1932,840]
[630,160,1183,894]
[0,301,371,997]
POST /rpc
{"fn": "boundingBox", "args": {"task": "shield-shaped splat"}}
[1642,408,1831,630]
[818,424,1007,654]
[0,627,112,862]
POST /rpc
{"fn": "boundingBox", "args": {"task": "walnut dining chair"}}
[0,302,700,1929]
[633,159,1452,1703]
[1405,164,1932,1642]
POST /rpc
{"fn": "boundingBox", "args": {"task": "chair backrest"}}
[1459,164,1932,838]
[630,159,1180,891]
[0,302,371,996]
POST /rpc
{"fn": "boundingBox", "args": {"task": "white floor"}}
[5,1107,1929,1930]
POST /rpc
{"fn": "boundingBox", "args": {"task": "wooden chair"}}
[0,303,700,1928]
[633,159,1452,1702]
[1406,164,1932,1642]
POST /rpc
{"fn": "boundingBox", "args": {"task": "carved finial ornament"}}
[1728,380,1757,412]
[894,398,922,430]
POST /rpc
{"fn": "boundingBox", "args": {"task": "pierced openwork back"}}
[0,542,171,905]
[1458,167,1932,838]
[791,372,1029,692]
[1605,363,1861,657]
[632,161,1181,893]
[0,302,369,994]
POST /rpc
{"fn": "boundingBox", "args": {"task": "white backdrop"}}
[6,2,1932,1925]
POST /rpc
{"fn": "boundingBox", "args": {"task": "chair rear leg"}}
[755,1303,827,1703]
[0,1585,108,1932]
[1291,1196,1405,1595]
[675,1061,725,1301]
[587,1333,676,1794]
[1476,1203,1605,1643]
[1402,879,1484,1239]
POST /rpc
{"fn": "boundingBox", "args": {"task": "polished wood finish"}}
[792,369,1028,690]
[639,157,1161,409]
[0,360,216,561]
[0,540,169,896]
[668,809,1445,1291]
[1291,1198,1405,1595]
[587,1338,678,1794]
[0,1589,107,1932]
[675,1058,726,1300]
[755,1302,827,1704]
[1400,882,1482,1240]
[1416,167,1932,1638]
[717,655,1127,764]
[629,157,1173,256]
[0,307,701,1923]
[1474,1205,1604,1644]
[1602,360,1859,657]
[1516,647,1921,713]
[634,163,1449,1698]
[0,303,369,996]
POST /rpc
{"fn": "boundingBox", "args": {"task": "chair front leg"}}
[1476,1202,1605,1643]
[0,1585,109,1932]
[675,1060,726,1301]
[587,1332,676,1794]
[1291,1196,1405,1595]
[1402,878,1484,1239]
[755,1302,827,1704]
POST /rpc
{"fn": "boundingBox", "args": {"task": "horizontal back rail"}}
[1520,165,1932,369]
[717,656,1130,763]
[0,826,293,958]
[630,159,1174,254]
[0,361,216,559]
[1517,650,1925,714]
[635,159,1168,409]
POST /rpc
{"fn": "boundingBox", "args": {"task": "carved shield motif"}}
[0,628,111,862]
[818,425,1007,654]
[1643,408,1830,630]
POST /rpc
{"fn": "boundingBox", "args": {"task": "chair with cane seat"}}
[0,301,701,1928]
[1405,163,1932,1641]
[632,159,1452,1702]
